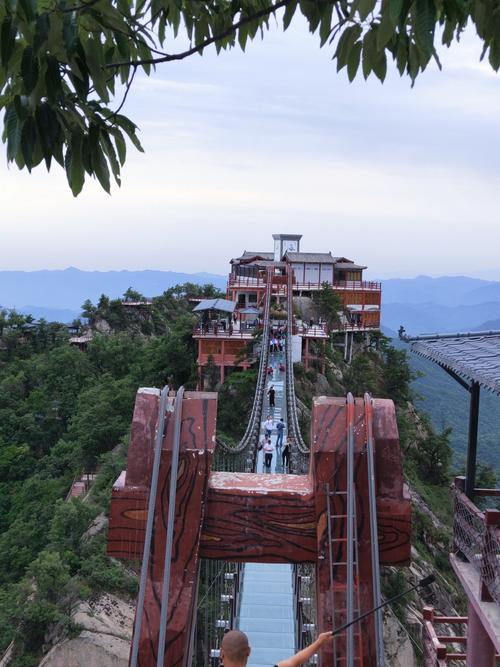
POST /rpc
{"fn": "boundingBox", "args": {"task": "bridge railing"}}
[453,477,500,604]
[285,267,310,472]
[422,606,468,665]
[215,267,273,468]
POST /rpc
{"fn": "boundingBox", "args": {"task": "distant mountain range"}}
[381,275,500,335]
[1,270,500,334]
[0,268,227,321]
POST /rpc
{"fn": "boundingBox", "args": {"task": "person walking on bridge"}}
[276,418,285,449]
[264,415,273,439]
[282,436,291,470]
[263,438,274,470]
[267,385,276,408]
[220,629,333,667]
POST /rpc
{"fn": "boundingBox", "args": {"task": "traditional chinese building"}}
[194,233,381,386]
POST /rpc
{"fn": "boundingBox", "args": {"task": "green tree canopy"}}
[1,0,496,195]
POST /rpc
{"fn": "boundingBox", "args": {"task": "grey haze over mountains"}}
[381,275,500,335]
[1,269,500,333]
[0,268,227,321]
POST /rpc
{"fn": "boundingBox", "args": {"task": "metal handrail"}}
[157,387,185,667]
[216,267,273,456]
[346,393,355,667]
[285,267,309,457]
[130,385,170,667]
[364,393,385,667]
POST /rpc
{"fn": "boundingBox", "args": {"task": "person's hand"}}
[316,632,333,647]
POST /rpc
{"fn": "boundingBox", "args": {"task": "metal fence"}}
[453,478,500,605]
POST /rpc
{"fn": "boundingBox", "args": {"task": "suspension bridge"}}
[107,264,411,666]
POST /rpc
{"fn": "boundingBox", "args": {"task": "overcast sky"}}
[1,16,499,279]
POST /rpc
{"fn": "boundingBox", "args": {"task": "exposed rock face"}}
[383,609,417,667]
[39,632,129,667]
[39,594,134,667]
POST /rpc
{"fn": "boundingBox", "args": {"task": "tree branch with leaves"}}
[0,0,495,195]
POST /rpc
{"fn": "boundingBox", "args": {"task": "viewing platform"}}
[422,477,500,665]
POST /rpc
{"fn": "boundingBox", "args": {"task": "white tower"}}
[272,233,302,262]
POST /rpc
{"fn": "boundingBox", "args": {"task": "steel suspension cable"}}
[157,386,185,667]
[364,393,385,667]
[346,392,355,667]
[130,385,170,667]
[216,267,273,456]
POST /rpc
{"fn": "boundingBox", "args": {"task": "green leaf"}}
[336,25,363,72]
[414,0,436,56]
[21,46,39,95]
[319,3,333,47]
[34,13,50,54]
[20,115,36,171]
[63,13,77,56]
[389,0,404,24]
[362,29,376,78]
[65,132,85,197]
[100,130,121,186]
[238,23,248,51]
[18,0,35,22]
[396,33,408,75]
[45,55,63,103]
[110,127,126,165]
[4,104,21,161]
[1,16,17,68]
[283,0,298,30]
[91,145,111,193]
[356,0,377,21]
[114,114,144,153]
[347,41,362,81]
[372,48,387,81]
[35,102,60,170]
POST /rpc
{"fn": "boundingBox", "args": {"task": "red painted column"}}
[466,602,495,667]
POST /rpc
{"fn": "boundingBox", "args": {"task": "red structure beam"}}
[107,391,410,667]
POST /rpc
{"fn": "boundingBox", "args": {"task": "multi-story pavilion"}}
[194,233,382,386]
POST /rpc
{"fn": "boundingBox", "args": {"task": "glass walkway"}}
[238,349,296,666]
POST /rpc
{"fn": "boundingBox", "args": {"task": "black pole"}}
[331,575,435,637]
[465,381,480,499]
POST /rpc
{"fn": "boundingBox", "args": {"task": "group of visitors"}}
[260,415,291,471]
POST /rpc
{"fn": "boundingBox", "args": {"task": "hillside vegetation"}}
[0,284,224,665]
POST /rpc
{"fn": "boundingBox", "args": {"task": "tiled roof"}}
[285,252,336,263]
[408,331,500,395]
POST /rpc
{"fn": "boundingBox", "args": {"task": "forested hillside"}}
[390,337,500,472]
[0,284,223,665]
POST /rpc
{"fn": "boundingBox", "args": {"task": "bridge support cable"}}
[364,393,385,667]
[284,267,309,472]
[130,385,170,667]
[215,266,273,468]
[157,386,185,667]
[346,392,356,667]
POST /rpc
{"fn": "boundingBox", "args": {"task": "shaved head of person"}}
[220,630,251,665]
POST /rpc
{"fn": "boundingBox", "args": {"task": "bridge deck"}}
[239,349,297,665]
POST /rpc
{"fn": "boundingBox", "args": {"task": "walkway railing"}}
[193,322,257,338]
[215,266,273,471]
[228,274,266,288]
[422,606,468,665]
[453,477,500,604]
[285,267,310,473]
[294,280,381,291]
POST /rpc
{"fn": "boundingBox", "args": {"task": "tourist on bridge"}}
[220,629,333,667]
[282,436,291,470]
[276,418,285,448]
[263,438,274,470]
[267,385,276,408]
[263,415,273,438]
